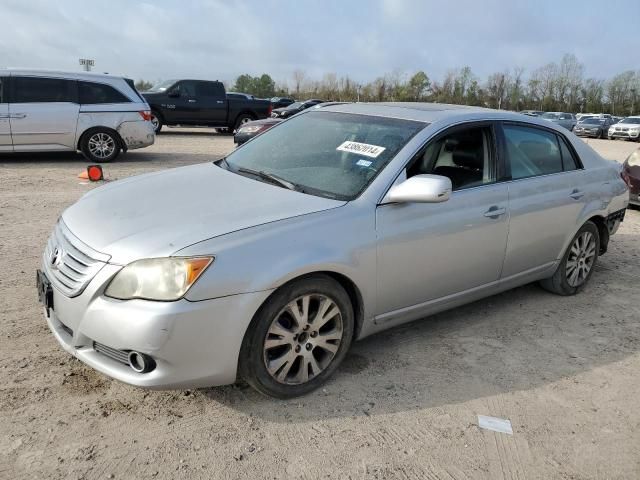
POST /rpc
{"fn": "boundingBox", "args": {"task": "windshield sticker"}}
[356,159,373,167]
[337,141,386,158]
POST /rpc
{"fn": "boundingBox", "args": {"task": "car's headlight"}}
[105,257,213,301]
[629,128,640,134]
[238,126,261,134]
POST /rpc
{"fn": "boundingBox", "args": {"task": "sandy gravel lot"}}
[1,132,639,480]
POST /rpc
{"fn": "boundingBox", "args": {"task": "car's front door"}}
[165,80,200,124]
[375,123,509,319]
[498,122,586,279]
[0,77,11,151]
[9,76,79,151]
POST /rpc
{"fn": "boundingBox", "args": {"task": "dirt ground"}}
[1,131,639,480]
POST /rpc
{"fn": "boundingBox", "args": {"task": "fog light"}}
[127,351,155,373]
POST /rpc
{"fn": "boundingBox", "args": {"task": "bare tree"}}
[292,69,306,97]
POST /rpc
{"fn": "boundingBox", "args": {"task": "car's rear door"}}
[375,122,510,319]
[9,75,79,151]
[498,122,585,279]
[0,76,11,151]
[196,81,227,125]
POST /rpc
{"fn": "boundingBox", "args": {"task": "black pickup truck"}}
[142,79,272,133]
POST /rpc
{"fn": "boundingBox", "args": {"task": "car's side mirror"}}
[386,174,452,203]
[168,90,180,98]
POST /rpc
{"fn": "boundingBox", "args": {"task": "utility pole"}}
[79,58,95,72]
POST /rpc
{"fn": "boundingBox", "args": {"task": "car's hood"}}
[612,123,640,129]
[62,163,345,264]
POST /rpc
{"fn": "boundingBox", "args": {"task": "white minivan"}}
[0,69,155,162]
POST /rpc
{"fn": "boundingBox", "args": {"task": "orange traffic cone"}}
[78,170,89,180]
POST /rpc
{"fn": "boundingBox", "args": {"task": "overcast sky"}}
[1,0,637,87]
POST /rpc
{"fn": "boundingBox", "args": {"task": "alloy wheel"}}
[263,294,344,385]
[566,231,596,287]
[88,132,116,159]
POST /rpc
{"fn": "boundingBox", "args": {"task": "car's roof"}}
[319,101,540,124]
[1,68,128,82]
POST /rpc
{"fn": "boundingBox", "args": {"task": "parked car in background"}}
[621,148,640,206]
[541,112,577,130]
[142,79,272,133]
[234,118,282,145]
[39,102,628,398]
[608,116,640,141]
[227,92,255,100]
[574,116,615,139]
[520,110,544,117]
[0,69,154,162]
[271,99,324,118]
[612,116,624,124]
[270,97,295,109]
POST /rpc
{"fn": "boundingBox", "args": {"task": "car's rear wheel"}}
[239,275,354,398]
[150,111,163,134]
[80,129,121,163]
[539,221,600,296]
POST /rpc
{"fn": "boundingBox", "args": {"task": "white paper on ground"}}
[478,415,513,435]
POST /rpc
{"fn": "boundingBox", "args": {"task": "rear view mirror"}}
[386,174,452,203]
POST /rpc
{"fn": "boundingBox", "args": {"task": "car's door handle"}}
[188,99,197,103]
[216,100,224,104]
[569,189,584,200]
[483,206,507,218]
[10,113,27,119]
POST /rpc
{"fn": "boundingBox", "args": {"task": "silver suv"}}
[0,69,154,162]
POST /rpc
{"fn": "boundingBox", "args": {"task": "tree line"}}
[136,53,640,116]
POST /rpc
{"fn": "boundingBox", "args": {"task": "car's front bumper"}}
[609,131,640,140]
[574,129,602,138]
[42,263,272,389]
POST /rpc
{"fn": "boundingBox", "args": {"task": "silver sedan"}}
[38,103,629,398]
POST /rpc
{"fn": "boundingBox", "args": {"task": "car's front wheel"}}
[540,221,600,296]
[80,129,121,163]
[240,275,354,398]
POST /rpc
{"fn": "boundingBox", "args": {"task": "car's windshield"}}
[224,111,426,200]
[582,118,603,124]
[542,113,560,119]
[621,117,640,125]
[285,102,303,109]
[146,79,177,92]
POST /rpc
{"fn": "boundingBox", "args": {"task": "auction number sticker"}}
[337,141,386,158]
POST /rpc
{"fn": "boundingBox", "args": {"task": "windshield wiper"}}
[236,167,299,191]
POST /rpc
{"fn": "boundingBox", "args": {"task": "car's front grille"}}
[43,221,110,297]
[93,341,129,365]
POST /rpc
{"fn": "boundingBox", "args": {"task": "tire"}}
[80,129,121,163]
[539,221,600,296]
[150,111,163,134]
[233,114,254,132]
[239,274,355,398]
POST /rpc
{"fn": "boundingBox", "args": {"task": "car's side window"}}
[175,81,197,97]
[12,76,76,103]
[502,124,564,180]
[197,81,224,98]
[0,77,4,103]
[558,136,579,171]
[78,81,130,104]
[407,126,495,191]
